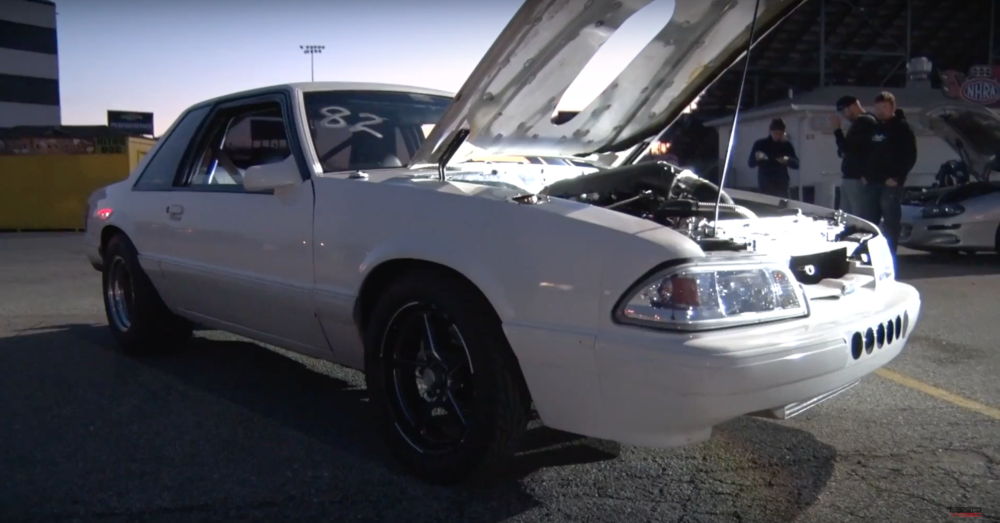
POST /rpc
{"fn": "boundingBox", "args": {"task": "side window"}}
[182,102,291,189]
[134,105,210,190]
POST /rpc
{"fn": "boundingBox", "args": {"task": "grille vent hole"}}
[851,332,863,360]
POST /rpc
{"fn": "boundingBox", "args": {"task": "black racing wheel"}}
[363,268,531,485]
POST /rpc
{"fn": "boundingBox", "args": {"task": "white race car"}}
[900,102,1000,253]
[84,0,920,485]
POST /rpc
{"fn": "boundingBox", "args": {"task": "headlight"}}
[921,203,964,219]
[616,261,809,331]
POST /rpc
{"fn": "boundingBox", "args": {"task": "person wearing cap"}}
[748,118,799,199]
[867,91,917,256]
[830,95,878,221]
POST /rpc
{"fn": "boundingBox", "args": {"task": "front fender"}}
[357,233,517,322]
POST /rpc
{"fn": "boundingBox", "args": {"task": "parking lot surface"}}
[1,233,997,523]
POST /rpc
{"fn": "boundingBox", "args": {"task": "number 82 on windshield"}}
[318,106,386,139]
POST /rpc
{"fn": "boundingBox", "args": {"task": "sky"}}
[54,0,676,135]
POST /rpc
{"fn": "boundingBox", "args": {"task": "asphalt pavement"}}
[1,233,997,523]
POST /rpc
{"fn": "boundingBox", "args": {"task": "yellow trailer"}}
[0,129,154,231]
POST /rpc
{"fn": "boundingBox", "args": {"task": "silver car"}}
[900,103,1000,254]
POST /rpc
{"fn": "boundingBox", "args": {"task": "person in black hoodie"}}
[830,96,879,221]
[748,118,799,199]
[868,91,918,256]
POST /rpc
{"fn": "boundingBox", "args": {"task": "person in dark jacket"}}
[748,118,799,199]
[868,91,917,256]
[831,96,879,221]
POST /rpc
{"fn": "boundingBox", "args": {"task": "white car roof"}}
[191,82,455,109]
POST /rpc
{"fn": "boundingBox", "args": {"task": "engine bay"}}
[536,161,885,290]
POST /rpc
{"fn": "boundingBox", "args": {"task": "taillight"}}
[95,208,113,220]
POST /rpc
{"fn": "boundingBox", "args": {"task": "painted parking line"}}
[876,368,1000,421]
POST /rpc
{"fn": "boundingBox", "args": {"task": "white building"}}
[0,0,60,127]
[705,80,962,209]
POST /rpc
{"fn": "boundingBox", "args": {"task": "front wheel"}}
[102,234,192,354]
[364,270,531,485]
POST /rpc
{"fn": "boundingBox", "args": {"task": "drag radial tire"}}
[364,270,531,485]
[102,234,193,355]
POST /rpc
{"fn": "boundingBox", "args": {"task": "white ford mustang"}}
[83,0,921,484]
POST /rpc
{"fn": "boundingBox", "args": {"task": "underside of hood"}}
[921,101,1000,178]
[410,0,809,168]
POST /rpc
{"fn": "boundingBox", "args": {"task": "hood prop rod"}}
[437,128,471,181]
[712,0,763,238]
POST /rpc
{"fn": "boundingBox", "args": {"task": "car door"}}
[126,104,214,307]
[154,93,328,357]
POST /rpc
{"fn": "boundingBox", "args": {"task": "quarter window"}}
[133,105,210,190]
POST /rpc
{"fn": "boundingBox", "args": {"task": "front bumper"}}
[899,219,966,249]
[900,218,994,251]
[505,280,921,448]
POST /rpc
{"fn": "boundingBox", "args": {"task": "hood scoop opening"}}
[552,0,678,126]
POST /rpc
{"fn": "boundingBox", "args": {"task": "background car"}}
[900,102,1000,254]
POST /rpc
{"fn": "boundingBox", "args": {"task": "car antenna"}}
[712,0,763,238]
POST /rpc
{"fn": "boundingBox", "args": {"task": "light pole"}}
[300,45,325,82]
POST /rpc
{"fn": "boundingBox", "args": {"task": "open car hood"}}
[410,0,809,168]
[921,101,1000,178]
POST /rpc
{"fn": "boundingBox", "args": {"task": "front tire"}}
[102,234,192,354]
[364,270,531,485]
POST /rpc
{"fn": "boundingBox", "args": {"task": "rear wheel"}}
[102,234,192,354]
[364,270,530,485]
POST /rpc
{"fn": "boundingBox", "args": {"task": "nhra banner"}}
[940,65,1000,107]
[107,110,154,136]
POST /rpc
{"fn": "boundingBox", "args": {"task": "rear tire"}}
[102,234,192,355]
[364,269,530,485]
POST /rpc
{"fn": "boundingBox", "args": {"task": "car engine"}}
[537,161,882,287]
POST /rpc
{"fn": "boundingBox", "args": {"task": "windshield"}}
[303,90,452,172]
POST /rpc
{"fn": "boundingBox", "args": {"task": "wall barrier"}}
[0,136,152,231]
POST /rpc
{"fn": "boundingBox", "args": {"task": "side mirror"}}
[243,155,301,193]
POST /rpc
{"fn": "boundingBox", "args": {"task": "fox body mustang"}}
[84,0,920,484]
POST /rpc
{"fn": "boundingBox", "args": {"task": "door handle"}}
[166,204,184,220]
